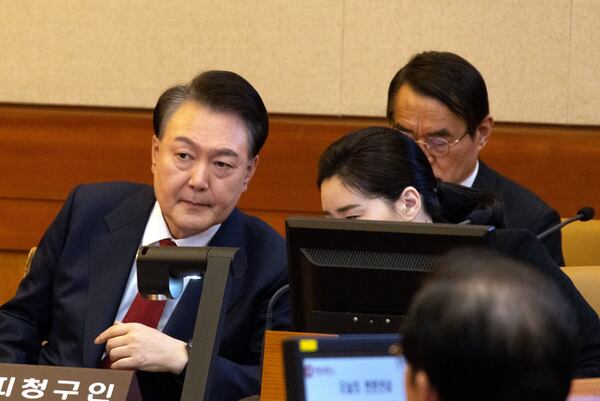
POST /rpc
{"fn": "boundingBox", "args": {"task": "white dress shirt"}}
[460,160,480,188]
[113,202,221,331]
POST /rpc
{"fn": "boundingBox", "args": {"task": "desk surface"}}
[570,378,600,400]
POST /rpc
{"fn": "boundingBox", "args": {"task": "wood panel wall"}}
[3,104,600,249]
[2,104,600,302]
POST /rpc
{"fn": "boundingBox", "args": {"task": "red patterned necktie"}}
[121,238,176,327]
[101,238,176,368]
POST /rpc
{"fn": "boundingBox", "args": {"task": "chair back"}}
[562,219,600,266]
[562,265,600,315]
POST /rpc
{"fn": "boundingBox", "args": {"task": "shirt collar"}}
[460,160,479,188]
[141,202,221,247]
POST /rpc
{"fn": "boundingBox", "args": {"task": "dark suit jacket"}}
[491,228,600,377]
[474,161,564,265]
[0,182,290,401]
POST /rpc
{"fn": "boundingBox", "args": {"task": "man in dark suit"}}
[386,51,564,266]
[0,71,289,401]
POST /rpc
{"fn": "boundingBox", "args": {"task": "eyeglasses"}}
[393,126,470,156]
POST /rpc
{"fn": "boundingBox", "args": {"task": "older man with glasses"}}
[387,51,564,266]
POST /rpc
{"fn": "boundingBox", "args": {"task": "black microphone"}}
[265,284,289,330]
[537,207,595,241]
[458,207,493,225]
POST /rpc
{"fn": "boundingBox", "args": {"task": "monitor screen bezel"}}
[286,217,494,334]
[283,334,403,401]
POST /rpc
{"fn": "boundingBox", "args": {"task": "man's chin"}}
[433,172,450,183]
[171,222,214,238]
[433,170,459,184]
[166,211,219,238]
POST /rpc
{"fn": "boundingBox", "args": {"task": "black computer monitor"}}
[286,217,494,334]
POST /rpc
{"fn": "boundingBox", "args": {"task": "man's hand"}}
[95,322,188,374]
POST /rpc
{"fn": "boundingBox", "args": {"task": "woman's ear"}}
[395,186,422,221]
[405,365,440,401]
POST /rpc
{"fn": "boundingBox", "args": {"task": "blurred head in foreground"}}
[401,248,578,401]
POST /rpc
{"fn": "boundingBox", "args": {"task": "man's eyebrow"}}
[392,122,412,133]
[210,148,240,159]
[173,137,240,158]
[427,128,453,138]
[392,125,453,138]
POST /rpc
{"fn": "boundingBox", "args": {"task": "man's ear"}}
[395,186,422,221]
[475,114,493,150]
[151,136,160,175]
[241,155,259,192]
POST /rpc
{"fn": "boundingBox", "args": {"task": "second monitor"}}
[286,217,494,334]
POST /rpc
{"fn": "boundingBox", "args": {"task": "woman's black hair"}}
[317,126,504,226]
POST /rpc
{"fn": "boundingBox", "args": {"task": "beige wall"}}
[1,1,599,124]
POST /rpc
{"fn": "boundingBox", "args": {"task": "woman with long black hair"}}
[318,126,503,226]
[316,126,600,379]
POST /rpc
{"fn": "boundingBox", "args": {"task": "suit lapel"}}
[82,187,155,367]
